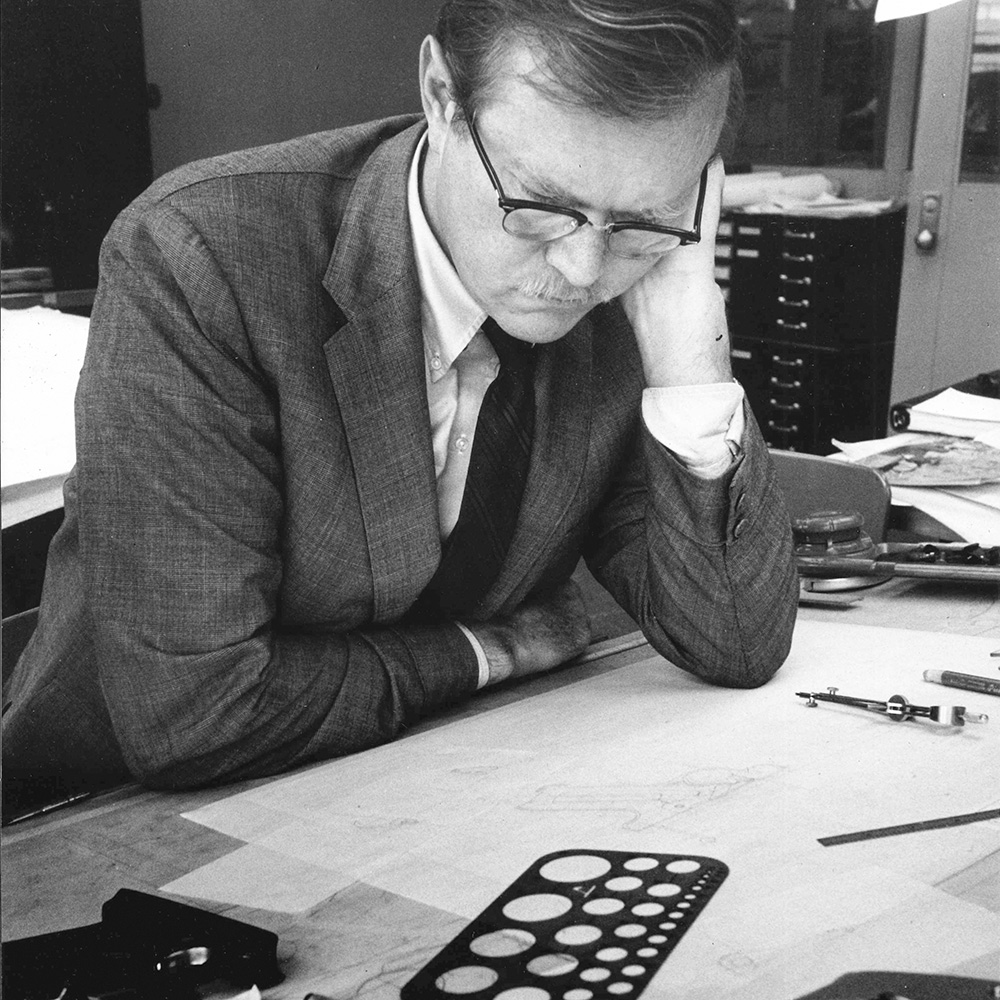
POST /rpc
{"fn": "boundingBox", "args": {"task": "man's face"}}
[421,41,730,344]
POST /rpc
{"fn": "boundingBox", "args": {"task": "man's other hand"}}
[469,579,592,686]
[620,155,731,389]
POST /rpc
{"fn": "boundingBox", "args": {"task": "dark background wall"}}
[140,0,440,177]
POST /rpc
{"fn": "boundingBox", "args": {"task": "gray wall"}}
[141,0,439,176]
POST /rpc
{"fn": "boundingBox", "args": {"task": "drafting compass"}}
[796,687,989,727]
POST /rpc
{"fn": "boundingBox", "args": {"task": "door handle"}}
[915,192,941,254]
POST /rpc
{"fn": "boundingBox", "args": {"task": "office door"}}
[891,0,1000,402]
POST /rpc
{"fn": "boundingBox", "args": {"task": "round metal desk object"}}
[792,510,886,592]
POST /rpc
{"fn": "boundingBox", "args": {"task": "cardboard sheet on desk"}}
[165,620,1000,998]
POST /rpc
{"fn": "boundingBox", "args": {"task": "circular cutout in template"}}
[613,924,647,939]
[623,857,659,871]
[646,883,681,898]
[555,925,602,947]
[607,984,633,996]
[494,989,551,1000]
[604,876,643,892]
[435,966,500,995]
[470,928,536,958]
[665,859,701,874]
[595,947,628,962]
[539,855,613,883]
[631,902,664,917]
[583,898,625,916]
[564,991,594,1000]
[503,894,573,922]
[527,954,580,977]
[580,968,612,983]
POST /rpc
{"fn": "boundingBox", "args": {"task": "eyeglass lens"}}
[501,209,685,259]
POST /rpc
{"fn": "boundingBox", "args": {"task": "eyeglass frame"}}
[463,111,709,257]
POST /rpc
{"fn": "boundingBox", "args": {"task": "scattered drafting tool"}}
[401,850,727,1000]
[796,686,989,726]
[791,509,1000,589]
[922,669,1000,697]
[818,808,1000,847]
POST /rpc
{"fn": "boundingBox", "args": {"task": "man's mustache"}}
[517,275,616,307]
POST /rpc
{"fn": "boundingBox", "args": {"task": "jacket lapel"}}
[322,123,441,623]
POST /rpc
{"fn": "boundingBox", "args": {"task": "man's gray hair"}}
[435,0,743,127]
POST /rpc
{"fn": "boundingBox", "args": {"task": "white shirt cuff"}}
[456,621,491,689]
[642,381,746,479]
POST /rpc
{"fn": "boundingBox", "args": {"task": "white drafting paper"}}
[170,620,999,996]
[892,484,1000,544]
[160,843,357,914]
[1,306,89,492]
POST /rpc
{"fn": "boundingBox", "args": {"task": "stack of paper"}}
[0,305,89,527]
[903,387,1000,440]
[721,171,895,217]
[833,432,1000,544]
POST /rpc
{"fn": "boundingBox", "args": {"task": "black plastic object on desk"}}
[401,849,728,999]
[1,889,283,999]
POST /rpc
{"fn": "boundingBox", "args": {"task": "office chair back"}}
[769,450,891,543]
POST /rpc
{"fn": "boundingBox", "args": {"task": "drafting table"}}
[3,590,998,1000]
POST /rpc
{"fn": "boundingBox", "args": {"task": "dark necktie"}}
[415,318,537,619]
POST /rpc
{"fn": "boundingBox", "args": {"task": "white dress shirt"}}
[406,134,745,686]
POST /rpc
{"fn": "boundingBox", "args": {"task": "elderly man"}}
[4,0,797,808]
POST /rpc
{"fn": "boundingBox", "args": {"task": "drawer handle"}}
[779,274,812,286]
[777,297,810,308]
[782,251,814,263]
[767,420,800,433]
[771,354,804,367]
[784,229,816,240]
[776,319,809,331]
[769,398,801,412]
[770,376,802,389]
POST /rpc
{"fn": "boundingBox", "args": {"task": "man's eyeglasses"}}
[465,114,708,261]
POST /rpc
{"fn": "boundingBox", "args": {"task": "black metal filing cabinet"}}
[717,206,906,454]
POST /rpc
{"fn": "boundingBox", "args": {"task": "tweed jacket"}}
[3,116,798,803]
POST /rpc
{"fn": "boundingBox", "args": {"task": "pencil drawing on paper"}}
[518,766,783,831]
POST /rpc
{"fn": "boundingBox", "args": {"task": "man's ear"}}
[419,35,456,151]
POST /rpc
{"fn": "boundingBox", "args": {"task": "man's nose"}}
[544,225,607,288]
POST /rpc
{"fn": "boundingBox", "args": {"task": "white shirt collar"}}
[407,131,488,382]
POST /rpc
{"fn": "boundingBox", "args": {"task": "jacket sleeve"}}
[583,405,799,687]
[76,199,479,791]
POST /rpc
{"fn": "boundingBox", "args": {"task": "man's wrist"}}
[460,621,517,687]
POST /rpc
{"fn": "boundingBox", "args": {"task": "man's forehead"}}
[475,53,725,216]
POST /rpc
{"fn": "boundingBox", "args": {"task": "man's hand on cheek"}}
[621,156,732,389]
